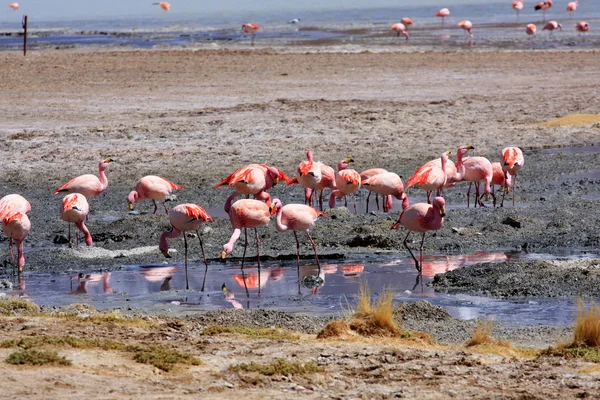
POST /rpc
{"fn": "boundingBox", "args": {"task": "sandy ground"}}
[0,47,599,398]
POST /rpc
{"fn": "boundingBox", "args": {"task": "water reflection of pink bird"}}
[222,283,243,309]
[159,203,213,291]
[61,193,92,248]
[128,175,183,214]
[299,263,337,294]
[141,266,180,282]
[341,263,364,278]
[232,269,271,291]
[153,2,170,11]
[390,23,409,40]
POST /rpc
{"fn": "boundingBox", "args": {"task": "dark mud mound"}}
[431,259,600,298]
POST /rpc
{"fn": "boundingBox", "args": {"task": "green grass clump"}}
[229,358,324,376]
[542,345,600,363]
[0,336,125,351]
[6,349,71,366]
[0,298,40,314]
[202,325,299,341]
[133,347,201,372]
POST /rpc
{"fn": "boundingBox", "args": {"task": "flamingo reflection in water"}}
[70,272,113,294]
[299,263,338,295]
[140,265,180,291]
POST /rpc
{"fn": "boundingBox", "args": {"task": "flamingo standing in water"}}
[491,162,512,205]
[159,203,213,291]
[291,150,322,206]
[401,17,414,26]
[360,168,387,212]
[576,21,589,36]
[3,212,30,271]
[272,199,326,279]
[60,193,92,248]
[242,23,261,45]
[435,8,450,26]
[216,164,292,213]
[543,20,562,36]
[406,150,452,204]
[567,1,578,18]
[329,158,361,212]
[153,2,170,11]
[391,23,409,40]
[309,162,337,211]
[8,3,18,10]
[392,197,446,273]
[534,0,553,22]
[361,172,408,213]
[512,1,524,20]
[53,158,114,199]
[526,23,537,36]
[128,175,183,214]
[458,20,473,38]
[501,147,524,206]
[461,154,495,208]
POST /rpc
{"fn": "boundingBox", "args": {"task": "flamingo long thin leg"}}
[294,231,301,295]
[68,223,72,248]
[366,191,371,213]
[163,201,169,215]
[513,174,517,206]
[153,200,158,214]
[419,232,426,273]
[197,229,209,292]
[241,228,248,269]
[306,231,321,276]
[255,228,261,268]
[353,193,357,214]
[403,231,421,272]
[467,183,472,208]
[9,238,14,264]
[183,231,189,290]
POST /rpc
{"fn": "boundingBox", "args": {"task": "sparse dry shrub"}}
[574,299,600,347]
[466,320,511,348]
[316,320,349,339]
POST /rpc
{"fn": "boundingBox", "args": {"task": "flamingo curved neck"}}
[224,228,241,254]
[455,152,466,181]
[275,208,287,232]
[441,154,448,186]
[98,164,109,189]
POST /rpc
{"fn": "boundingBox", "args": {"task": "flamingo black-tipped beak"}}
[346,157,354,163]
[445,150,452,155]
[440,206,446,218]
[221,283,228,292]
[273,177,279,185]
[466,145,474,150]
[505,186,510,194]
[129,203,134,210]
[269,204,277,215]
[221,251,228,260]
[104,158,115,163]
[161,250,171,258]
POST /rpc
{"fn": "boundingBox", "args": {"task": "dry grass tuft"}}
[541,114,600,127]
[349,282,401,337]
[0,298,40,315]
[6,349,71,366]
[133,347,201,372]
[574,299,600,347]
[201,325,299,341]
[465,320,511,348]
[316,320,349,339]
[229,358,323,376]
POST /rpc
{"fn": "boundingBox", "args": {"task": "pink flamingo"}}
[242,23,261,45]
[512,1,524,19]
[391,23,409,40]
[291,150,322,206]
[458,20,473,38]
[543,20,562,36]
[401,17,414,26]
[0,194,31,220]
[567,1,578,18]
[360,168,388,212]
[216,164,292,213]
[491,162,512,206]
[272,199,327,278]
[310,162,337,211]
[329,158,361,212]
[435,8,450,27]
[2,212,30,271]
[8,2,18,10]
[534,0,553,22]
[406,150,451,204]
[576,21,589,34]
[152,2,170,11]
[361,172,408,213]
[159,203,213,291]
[392,197,446,273]
[501,147,524,206]
[462,154,495,208]
[54,158,114,199]
[128,175,183,214]
[0,194,31,270]
[60,193,92,248]
[526,23,537,36]
[221,198,275,267]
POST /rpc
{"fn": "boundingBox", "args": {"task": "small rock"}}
[53,234,69,244]
[0,280,13,289]
[502,216,521,229]
[451,227,462,233]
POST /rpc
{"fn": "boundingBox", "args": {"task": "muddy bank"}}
[431,258,600,298]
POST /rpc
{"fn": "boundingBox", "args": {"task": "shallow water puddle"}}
[2,251,596,327]
[540,146,600,155]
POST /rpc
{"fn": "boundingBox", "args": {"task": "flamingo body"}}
[512,1,524,12]
[543,21,562,32]
[401,17,414,26]
[2,212,30,268]
[54,158,113,198]
[153,2,170,11]
[295,150,322,190]
[576,21,589,32]
[534,0,552,11]
[458,20,473,37]
[329,158,360,211]
[436,8,450,17]
[391,23,409,39]
[274,203,325,233]
[221,199,274,258]
[362,172,406,212]
[567,2,577,12]
[526,24,537,35]
[406,151,451,202]
[61,193,92,246]
[128,175,183,213]
[8,2,18,10]
[0,194,31,220]
[242,23,261,34]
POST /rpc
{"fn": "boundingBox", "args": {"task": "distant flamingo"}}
[512,1,524,19]
[543,20,562,35]
[534,0,553,22]
[567,1,578,18]
[216,164,291,213]
[329,158,361,212]
[458,20,473,37]
[401,17,414,26]
[221,199,275,268]
[60,193,92,248]
[491,162,512,205]
[501,147,524,206]
[526,23,537,36]
[2,212,30,270]
[272,199,326,279]
[242,23,261,45]
[435,8,450,26]
[53,158,114,199]
[153,2,170,11]
[406,150,451,204]
[576,21,589,34]
[462,155,495,208]
[310,162,337,211]
[391,23,409,40]
[128,175,183,214]
[361,172,408,213]
[159,203,213,291]
[392,197,446,273]
[8,2,18,10]
[0,194,31,220]
[360,168,387,212]
[291,150,322,206]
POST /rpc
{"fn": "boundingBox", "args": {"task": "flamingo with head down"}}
[543,21,562,36]
[458,20,473,37]
[242,23,261,45]
[391,23,409,40]
[501,147,524,206]
[128,175,183,214]
[361,172,409,213]
[2,211,30,271]
[329,158,361,212]
[60,193,92,248]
